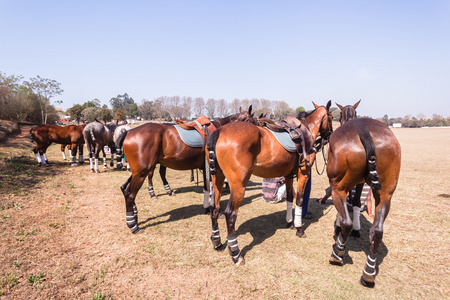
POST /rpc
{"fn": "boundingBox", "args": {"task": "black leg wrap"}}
[227,234,241,264]
[210,224,222,250]
[208,151,216,175]
[148,185,156,198]
[164,184,173,195]
[361,251,377,286]
[126,212,140,234]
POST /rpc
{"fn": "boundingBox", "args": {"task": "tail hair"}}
[359,131,382,190]
[206,129,221,175]
[115,129,129,158]
[90,129,96,142]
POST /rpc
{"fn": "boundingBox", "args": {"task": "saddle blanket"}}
[266,128,296,152]
[174,125,203,148]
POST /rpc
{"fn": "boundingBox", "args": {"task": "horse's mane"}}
[297,110,313,119]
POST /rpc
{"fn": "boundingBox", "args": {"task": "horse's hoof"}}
[79,161,85,165]
[95,169,101,173]
[295,227,306,238]
[351,230,361,238]
[104,166,108,169]
[117,163,123,169]
[329,256,344,266]
[213,243,225,252]
[232,255,245,266]
[70,163,78,167]
[90,169,95,173]
[360,276,375,288]
[132,227,143,234]
[287,222,295,229]
[190,181,196,186]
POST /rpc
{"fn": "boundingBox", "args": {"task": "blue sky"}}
[1,0,449,118]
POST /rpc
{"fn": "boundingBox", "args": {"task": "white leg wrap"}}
[89,158,94,169]
[43,153,48,162]
[203,189,210,208]
[294,204,302,227]
[40,155,47,165]
[353,206,361,230]
[95,159,99,171]
[286,201,293,223]
[103,157,107,166]
[69,149,72,157]
[336,213,341,227]
[35,153,42,163]
[62,151,67,160]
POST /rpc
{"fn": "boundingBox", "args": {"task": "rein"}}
[314,137,328,175]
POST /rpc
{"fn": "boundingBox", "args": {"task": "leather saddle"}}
[259,116,315,164]
[175,116,217,136]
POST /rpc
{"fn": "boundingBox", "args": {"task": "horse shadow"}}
[138,188,264,230]
[236,198,388,267]
[303,199,388,266]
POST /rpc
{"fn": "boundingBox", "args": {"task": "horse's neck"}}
[305,110,324,139]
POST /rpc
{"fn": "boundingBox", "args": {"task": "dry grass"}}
[0,125,449,299]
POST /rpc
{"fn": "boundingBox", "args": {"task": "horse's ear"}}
[326,100,332,110]
[312,101,319,109]
[353,99,361,109]
[239,107,243,113]
[248,105,253,114]
[259,113,264,118]
[336,103,344,110]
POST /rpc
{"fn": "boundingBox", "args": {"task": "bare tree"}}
[230,98,241,114]
[260,98,273,117]
[216,99,229,117]
[273,100,294,120]
[205,98,216,119]
[182,96,192,119]
[194,97,205,118]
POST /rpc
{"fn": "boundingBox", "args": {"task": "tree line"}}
[2,71,448,127]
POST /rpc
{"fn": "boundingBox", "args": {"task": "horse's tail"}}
[206,128,221,175]
[30,127,35,143]
[89,128,96,142]
[359,130,382,190]
[116,129,129,168]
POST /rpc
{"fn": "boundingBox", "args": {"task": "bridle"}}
[314,109,333,175]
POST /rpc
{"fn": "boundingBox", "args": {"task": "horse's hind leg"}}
[102,148,108,169]
[329,188,353,266]
[78,143,84,164]
[159,165,174,196]
[147,166,158,198]
[61,144,67,161]
[70,143,79,166]
[360,190,392,287]
[209,170,226,251]
[121,174,146,234]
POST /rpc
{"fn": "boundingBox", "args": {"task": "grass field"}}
[0,124,449,299]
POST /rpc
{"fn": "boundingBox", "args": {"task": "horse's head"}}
[312,100,333,140]
[336,100,360,125]
[235,105,255,123]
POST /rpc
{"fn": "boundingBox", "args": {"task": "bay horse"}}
[205,101,333,265]
[326,116,401,287]
[120,107,255,234]
[30,124,85,166]
[83,120,118,173]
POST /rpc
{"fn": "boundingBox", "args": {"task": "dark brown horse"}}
[205,101,333,265]
[30,124,85,166]
[83,120,118,173]
[326,116,401,287]
[120,107,255,234]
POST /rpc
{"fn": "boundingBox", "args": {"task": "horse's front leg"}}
[70,143,78,166]
[293,168,310,238]
[94,146,101,173]
[102,147,108,169]
[78,143,84,164]
[159,165,174,196]
[147,166,157,198]
[209,170,225,251]
[61,144,67,161]
[329,187,352,266]
[285,177,295,229]
[360,190,391,287]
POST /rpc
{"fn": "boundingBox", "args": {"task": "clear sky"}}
[1,0,449,118]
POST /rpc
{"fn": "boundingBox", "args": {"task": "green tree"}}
[82,107,101,122]
[330,107,340,121]
[83,98,101,108]
[68,104,84,122]
[99,108,113,123]
[296,106,305,114]
[138,100,155,120]
[114,108,126,121]
[110,93,135,116]
[382,114,389,126]
[24,75,63,124]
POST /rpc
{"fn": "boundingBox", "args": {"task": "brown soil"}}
[0,124,449,299]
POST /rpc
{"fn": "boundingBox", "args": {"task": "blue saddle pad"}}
[266,128,296,152]
[174,125,203,148]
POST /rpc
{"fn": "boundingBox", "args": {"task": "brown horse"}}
[205,101,332,265]
[326,116,401,287]
[30,124,85,166]
[120,107,255,234]
[336,99,360,125]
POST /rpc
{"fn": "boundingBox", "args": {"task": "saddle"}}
[175,116,217,137]
[260,116,315,164]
